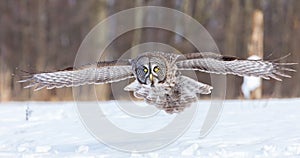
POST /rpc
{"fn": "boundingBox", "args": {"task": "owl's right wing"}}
[19,60,134,91]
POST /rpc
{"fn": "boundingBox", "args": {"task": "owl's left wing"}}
[19,60,134,91]
[176,52,297,81]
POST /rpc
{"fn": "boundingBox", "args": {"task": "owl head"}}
[133,52,175,87]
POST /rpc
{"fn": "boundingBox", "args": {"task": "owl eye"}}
[143,67,148,73]
[153,66,159,72]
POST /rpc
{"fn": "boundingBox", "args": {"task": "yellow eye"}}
[153,66,159,72]
[143,68,148,72]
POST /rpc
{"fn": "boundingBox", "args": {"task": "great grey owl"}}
[19,52,296,113]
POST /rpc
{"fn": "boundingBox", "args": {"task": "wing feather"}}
[176,52,297,81]
[19,60,134,90]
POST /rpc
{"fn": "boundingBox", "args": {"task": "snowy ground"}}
[1,99,300,157]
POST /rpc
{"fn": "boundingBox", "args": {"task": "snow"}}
[1,99,300,157]
[241,76,261,99]
[241,55,262,99]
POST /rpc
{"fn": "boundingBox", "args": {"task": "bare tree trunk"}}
[247,10,263,99]
[92,0,109,101]
[131,0,144,58]
[31,0,49,100]
[248,10,263,57]
[0,59,11,101]
[177,0,194,51]
[224,0,240,99]
[290,0,300,97]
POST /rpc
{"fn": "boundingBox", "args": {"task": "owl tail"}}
[123,77,213,114]
[160,76,213,113]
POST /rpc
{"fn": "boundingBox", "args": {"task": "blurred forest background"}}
[0,0,299,101]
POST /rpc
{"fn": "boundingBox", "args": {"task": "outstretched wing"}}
[176,52,297,81]
[19,60,134,91]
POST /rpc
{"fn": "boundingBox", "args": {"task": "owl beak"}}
[149,73,154,86]
[149,73,153,82]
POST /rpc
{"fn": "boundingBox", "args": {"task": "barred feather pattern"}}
[19,62,134,91]
[124,76,212,114]
[176,52,296,81]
